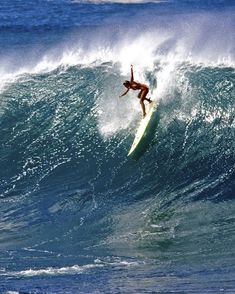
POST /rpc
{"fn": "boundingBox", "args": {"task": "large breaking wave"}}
[0,2,235,293]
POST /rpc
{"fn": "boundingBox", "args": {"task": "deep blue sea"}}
[0,0,235,293]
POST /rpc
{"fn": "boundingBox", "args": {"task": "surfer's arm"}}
[130,65,134,82]
[120,88,130,97]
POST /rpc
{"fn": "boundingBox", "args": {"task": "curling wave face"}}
[1,59,235,292]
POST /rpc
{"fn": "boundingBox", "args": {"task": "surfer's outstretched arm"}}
[130,65,134,82]
[120,88,129,97]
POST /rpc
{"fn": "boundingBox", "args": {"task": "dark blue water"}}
[0,1,235,293]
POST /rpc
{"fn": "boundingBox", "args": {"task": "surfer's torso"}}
[130,81,148,91]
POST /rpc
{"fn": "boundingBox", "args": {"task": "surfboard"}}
[128,100,157,156]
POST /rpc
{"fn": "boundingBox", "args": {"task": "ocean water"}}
[0,0,235,293]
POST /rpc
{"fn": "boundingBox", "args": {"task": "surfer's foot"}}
[143,113,146,118]
[146,98,152,103]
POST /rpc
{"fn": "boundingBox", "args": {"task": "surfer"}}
[120,65,152,118]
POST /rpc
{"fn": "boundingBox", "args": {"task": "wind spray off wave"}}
[0,1,235,90]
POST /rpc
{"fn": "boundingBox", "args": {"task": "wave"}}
[0,61,234,207]
[0,3,235,292]
[0,63,234,294]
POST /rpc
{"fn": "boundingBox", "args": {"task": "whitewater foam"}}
[0,5,234,94]
[4,264,103,278]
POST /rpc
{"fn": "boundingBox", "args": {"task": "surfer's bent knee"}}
[138,87,149,98]
[141,88,149,100]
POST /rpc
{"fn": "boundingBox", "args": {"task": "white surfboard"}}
[128,100,157,156]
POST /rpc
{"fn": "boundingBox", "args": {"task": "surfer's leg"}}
[140,99,146,118]
[141,88,149,99]
[138,88,150,117]
[139,88,149,118]
[137,90,142,99]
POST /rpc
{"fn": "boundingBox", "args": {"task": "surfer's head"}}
[123,80,130,88]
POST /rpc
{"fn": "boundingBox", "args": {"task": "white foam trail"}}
[4,258,141,278]
[72,0,167,3]
[6,264,104,277]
